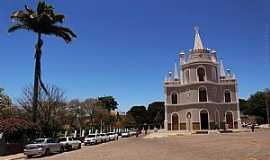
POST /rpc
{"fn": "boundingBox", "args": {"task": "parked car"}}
[129,131,137,136]
[108,132,118,141]
[100,133,109,142]
[84,134,102,145]
[59,137,81,150]
[121,132,129,138]
[24,138,64,158]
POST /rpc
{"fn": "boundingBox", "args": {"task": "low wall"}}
[0,143,24,156]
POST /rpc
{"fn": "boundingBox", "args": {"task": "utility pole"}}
[265,89,270,126]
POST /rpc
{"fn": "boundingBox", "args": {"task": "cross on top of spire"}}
[194,26,200,33]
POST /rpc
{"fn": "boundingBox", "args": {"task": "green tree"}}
[246,90,270,124]
[9,1,76,123]
[98,96,118,111]
[147,101,164,127]
[0,88,13,119]
[119,113,136,128]
[127,106,147,127]
[0,88,12,108]
[239,98,251,115]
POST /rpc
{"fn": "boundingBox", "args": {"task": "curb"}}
[0,155,25,160]
[7,157,25,160]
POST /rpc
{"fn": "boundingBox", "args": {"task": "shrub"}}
[0,117,40,143]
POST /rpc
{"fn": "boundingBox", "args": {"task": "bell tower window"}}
[171,93,178,104]
[224,90,231,103]
[199,87,207,102]
[197,67,206,82]
[185,70,190,84]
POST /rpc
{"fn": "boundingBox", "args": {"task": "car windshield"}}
[31,138,45,144]
[87,134,96,138]
[59,138,67,142]
[100,133,105,136]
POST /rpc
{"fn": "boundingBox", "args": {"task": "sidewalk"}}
[0,153,25,160]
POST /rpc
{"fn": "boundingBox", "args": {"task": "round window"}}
[187,112,191,119]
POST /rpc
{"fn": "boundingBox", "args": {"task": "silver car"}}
[59,137,81,150]
[84,134,102,145]
[24,138,64,158]
[100,133,109,142]
[108,132,118,141]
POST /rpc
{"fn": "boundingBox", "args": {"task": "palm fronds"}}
[9,1,77,42]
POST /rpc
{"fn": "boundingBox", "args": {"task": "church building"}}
[164,28,241,131]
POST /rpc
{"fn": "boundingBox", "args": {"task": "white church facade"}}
[164,28,241,131]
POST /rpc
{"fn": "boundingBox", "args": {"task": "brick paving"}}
[3,129,270,160]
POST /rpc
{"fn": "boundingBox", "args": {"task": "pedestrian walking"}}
[251,123,255,132]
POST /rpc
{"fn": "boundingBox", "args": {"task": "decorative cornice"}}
[165,102,238,106]
[164,80,236,87]
[182,61,218,68]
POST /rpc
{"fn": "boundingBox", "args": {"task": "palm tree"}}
[8,1,76,123]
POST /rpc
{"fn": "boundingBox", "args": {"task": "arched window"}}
[171,93,178,104]
[185,70,189,84]
[197,67,206,81]
[199,87,207,102]
[224,90,231,103]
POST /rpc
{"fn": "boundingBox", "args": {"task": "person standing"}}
[251,123,255,132]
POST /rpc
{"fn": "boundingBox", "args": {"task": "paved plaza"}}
[2,129,270,160]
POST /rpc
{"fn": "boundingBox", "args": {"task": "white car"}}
[59,137,81,150]
[121,132,129,138]
[24,138,64,158]
[84,134,102,145]
[108,132,118,141]
[100,133,109,142]
[129,131,137,136]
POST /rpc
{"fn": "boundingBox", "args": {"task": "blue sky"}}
[0,0,269,111]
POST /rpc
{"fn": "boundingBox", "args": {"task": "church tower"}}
[164,27,240,131]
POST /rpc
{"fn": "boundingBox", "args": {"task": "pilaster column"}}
[235,82,242,129]
[164,104,168,130]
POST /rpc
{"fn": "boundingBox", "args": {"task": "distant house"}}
[164,28,241,131]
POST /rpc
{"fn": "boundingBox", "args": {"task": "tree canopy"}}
[127,106,148,127]
[147,101,164,126]
[98,96,118,111]
[8,1,76,42]
[240,89,270,124]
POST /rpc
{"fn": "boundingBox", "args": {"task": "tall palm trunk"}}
[32,33,42,123]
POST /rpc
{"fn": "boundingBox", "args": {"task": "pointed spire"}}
[193,26,204,49]
[174,62,179,80]
[220,59,226,77]
[164,75,168,82]
[168,72,173,81]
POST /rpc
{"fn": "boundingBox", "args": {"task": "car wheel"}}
[69,145,73,150]
[78,144,81,149]
[26,155,32,159]
[44,149,50,156]
[60,146,64,153]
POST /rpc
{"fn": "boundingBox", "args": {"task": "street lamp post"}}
[77,106,82,137]
[265,89,270,126]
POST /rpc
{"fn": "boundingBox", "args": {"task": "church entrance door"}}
[226,112,233,129]
[200,110,209,130]
[172,114,179,130]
